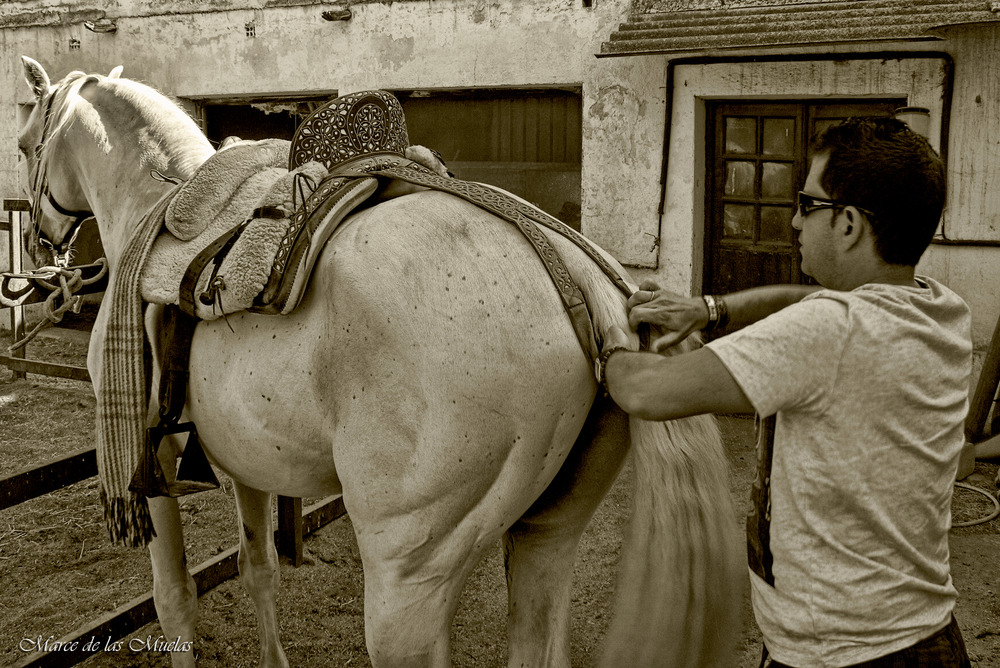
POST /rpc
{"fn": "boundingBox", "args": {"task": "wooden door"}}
[704,100,905,295]
[398,89,583,228]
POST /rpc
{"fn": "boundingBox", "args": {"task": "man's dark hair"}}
[812,117,945,266]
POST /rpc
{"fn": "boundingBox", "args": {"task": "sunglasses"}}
[796,191,876,220]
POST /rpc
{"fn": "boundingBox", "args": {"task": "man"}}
[600,118,973,667]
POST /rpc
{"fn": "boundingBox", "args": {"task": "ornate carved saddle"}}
[173,91,415,319]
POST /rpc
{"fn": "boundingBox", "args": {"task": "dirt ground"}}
[2,327,1000,667]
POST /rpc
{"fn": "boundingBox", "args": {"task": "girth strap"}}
[177,216,254,318]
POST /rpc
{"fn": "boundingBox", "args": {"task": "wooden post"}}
[967,309,1000,443]
[276,496,304,566]
[3,199,29,380]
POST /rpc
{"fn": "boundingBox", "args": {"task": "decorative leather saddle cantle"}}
[180,90,416,319]
[289,89,409,171]
[247,90,414,315]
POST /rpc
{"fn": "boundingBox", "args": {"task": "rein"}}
[6,259,108,352]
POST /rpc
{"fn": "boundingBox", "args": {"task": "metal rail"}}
[3,199,29,379]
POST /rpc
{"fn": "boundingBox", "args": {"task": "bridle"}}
[27,84,93,267]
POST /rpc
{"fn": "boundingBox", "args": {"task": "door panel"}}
[398,90,583,228]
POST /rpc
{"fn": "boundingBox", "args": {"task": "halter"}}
[28,83,94,267]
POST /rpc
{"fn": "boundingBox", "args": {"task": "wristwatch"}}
[702,294,730,332]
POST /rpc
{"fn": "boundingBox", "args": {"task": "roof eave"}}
[596,34,943,59]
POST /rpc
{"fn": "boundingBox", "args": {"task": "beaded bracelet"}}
[596,346,629,389]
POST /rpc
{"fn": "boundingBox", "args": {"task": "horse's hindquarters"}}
[186,190,597,538]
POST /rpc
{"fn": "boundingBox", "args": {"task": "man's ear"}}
[840,207,866,250]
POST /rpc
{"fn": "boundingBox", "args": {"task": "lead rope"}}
[7,259,109,352]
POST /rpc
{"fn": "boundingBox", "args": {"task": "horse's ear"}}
[108,65,124,79]
[21,56,50,100]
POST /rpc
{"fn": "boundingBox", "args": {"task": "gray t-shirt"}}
[707,276,972,667]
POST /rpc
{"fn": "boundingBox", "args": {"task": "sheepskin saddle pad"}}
[140,138,344,319]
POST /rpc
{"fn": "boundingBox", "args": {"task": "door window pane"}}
[725,118,756,154]
[723,204,755,239]
[725,161,755,197]
[762,118,795,156]
[761,162,794,200]
[761,206,793,243]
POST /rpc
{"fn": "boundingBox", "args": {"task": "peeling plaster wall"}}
[582,57,665,268]
[2,2,602,98]
[938,24,1000,243]
[918,24,1000,379]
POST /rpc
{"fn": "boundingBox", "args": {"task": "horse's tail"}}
[545,230,744,667]
[603,377,743,667]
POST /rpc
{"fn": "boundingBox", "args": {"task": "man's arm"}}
[601,336,754,421]
[628,282,820,350]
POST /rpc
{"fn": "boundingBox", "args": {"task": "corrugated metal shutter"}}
[400,90,583,229]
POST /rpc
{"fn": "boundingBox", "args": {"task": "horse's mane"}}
[38,70,212,181]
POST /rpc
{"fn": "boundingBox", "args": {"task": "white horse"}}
[17,56,741,668]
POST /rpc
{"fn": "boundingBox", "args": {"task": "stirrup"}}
[130,421,220,498]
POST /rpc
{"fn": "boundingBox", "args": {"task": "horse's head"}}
[17,57,123,268]
[17,57,214,268]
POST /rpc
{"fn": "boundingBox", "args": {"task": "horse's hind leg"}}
[360,538,479,668]
[232,480,289,668]
[504,396,629,668]
[352,495,493,668]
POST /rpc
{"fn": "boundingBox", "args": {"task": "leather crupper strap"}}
[373,163,634,363]
[256,174,378,312]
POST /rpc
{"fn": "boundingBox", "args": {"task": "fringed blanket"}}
[95,188,179,547]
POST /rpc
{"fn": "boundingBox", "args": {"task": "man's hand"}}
[602,324,631,352]
[626,280,709,352]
